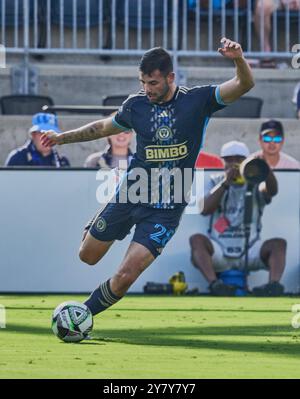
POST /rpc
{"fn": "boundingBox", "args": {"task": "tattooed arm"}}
[40,116,123,147]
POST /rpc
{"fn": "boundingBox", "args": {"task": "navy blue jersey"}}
[5,140,70,167]
[113,85,225,209]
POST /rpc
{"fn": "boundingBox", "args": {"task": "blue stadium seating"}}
[51,0,106,28]
[117,0,170,29]
[0,0,34,26]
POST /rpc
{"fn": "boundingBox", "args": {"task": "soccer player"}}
[41,37,254,317]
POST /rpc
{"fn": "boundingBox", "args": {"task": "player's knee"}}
[78,248,98,266]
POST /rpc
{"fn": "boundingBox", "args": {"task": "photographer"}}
[190,141,286,296]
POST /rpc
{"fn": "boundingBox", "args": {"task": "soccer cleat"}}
[209,279,237,297]
[252,281,284,297]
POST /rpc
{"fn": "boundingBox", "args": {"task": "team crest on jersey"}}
[95,217,107,233]
[155,126,173,141]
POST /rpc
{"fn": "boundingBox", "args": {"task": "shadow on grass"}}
[4,323,300,358]
[92,325,300,359]
[4,307,291,314]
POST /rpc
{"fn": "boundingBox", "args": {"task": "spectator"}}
[195,151,224,169]
[251,120,300,169]
[190,140,286,296]
[5,113,70,167]
[254,0,300,67]
[84,131,133,169]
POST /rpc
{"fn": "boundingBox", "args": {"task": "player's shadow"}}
[4,322,300,355]
[92,324,300,359]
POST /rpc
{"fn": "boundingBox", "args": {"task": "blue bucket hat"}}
[29,113,61,134]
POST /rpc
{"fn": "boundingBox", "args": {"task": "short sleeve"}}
[206,85,227,116]
[112,102,133,131]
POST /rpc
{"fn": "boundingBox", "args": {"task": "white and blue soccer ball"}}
[51,301,93,343]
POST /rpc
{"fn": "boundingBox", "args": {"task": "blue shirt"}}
[113,85,225,209]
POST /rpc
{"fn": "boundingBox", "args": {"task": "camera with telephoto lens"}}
[239,156,270,185]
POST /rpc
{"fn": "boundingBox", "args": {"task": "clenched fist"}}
[218,37,243,60]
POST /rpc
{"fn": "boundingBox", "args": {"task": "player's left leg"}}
[84,206,183,316]
[84,241,155,315]
[110,241,155,297]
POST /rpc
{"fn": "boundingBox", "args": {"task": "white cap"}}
[220,141,250,158]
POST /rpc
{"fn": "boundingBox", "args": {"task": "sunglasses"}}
[262,135,283,143]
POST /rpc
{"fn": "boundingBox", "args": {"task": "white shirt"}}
[206,174,267,258]
[251,151,300,170]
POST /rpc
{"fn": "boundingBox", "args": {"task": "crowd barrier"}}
[0,168,299,293]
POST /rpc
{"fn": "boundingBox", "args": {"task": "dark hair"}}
[139,47,173,77]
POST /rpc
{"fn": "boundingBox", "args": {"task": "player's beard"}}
[149,81,171,104]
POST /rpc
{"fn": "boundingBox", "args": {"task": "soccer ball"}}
[51,301,93,343]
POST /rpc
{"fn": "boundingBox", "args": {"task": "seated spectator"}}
[254,0,300,67]
[251,120,300,169]
[84,131,133,169]
[5,113,70,167]
[190,141,286,296]
[195,151,224,169]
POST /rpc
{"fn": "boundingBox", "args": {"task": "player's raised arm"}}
[218,37,255,104]
[40,115,123,147]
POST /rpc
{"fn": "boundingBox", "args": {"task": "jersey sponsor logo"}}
[95,216,107,233]
[155,126,173,141]
[158,111,169,118]
[145,141,188,162]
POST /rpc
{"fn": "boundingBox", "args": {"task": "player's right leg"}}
[79,202,134,266]
[79,231,114,266]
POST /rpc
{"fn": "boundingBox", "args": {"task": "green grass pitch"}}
[1,295,300,379]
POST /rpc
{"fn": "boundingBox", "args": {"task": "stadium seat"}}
[117,0,169,29]
[0,0,34,26]
[51,0,104,28]
[213,97,263,118]
[102,95,129,106]
[0,95,54,115]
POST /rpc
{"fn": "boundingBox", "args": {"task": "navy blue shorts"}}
[88,202,184,258]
